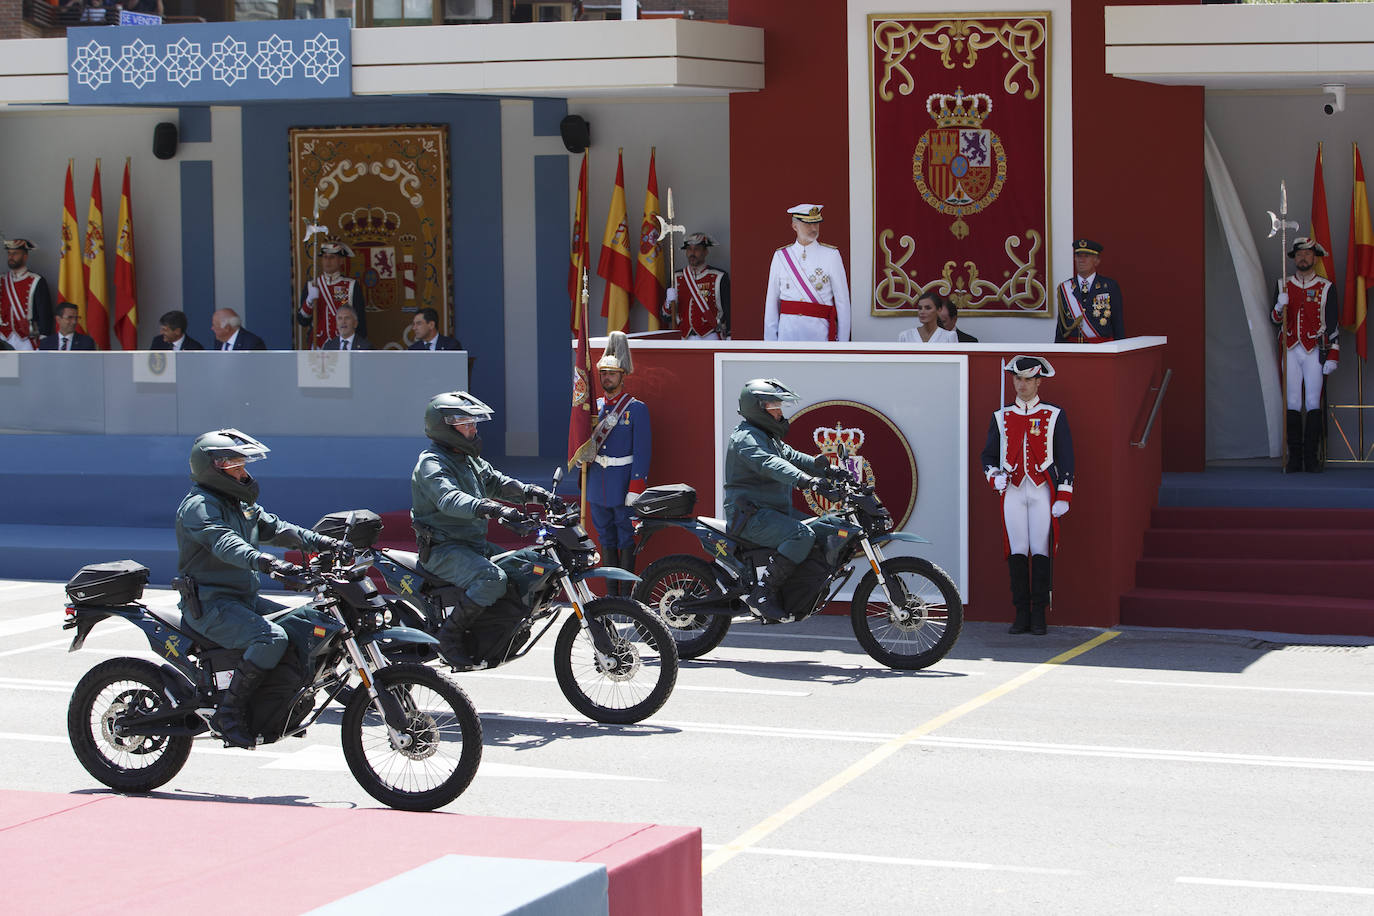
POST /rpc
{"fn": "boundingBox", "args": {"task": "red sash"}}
[779,300,837,341]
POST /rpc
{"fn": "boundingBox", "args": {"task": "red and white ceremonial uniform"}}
[1272,273,1338,411]
[674,265,730,339]
[764,241,851,342]
[299,272,366,350]
[979,396,1075,556]
[1,269,53,351]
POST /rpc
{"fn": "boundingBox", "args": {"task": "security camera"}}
[1323,84,1346,116]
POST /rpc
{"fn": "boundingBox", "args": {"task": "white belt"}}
[594,454,634,468]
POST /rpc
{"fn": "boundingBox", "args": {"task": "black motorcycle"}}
[63,531,483,812]
[358,469,679,725]
[631,465,963,670]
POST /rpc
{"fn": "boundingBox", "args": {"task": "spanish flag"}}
[113,159,139,350]
[568,154,593,469]
[58,160,85,322]
[596,149,634,333]
[1343,143,1373,360]
[1310,144,1335,282]
[633,147,666,331]
[83,160,110,350]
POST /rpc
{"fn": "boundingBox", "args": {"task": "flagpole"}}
[579,266,590,524]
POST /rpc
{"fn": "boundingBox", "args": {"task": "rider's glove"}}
[822,463,851,482]
[522,485,554,505]
[326,537,355,562]
[476,499,525,524]
[256,553,304,578]
[810,477,843,502]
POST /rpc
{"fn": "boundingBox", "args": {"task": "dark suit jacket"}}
[150,333,205,351]
[214,329,268,351]
[408,334,462,351]
[955,329,979,343]
[39,333,96,351]
[322,335,371,351]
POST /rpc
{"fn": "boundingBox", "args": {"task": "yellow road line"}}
[701,629,1121,875]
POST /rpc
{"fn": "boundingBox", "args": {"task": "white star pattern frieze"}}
[163,36,207,88]
[300,33,345,85]
[207,37,252,87]
[116,38,159,89]
[255,34,295,86]
[71,40,116,90]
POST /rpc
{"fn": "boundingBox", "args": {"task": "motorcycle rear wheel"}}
[634,554,733,659]
[850,556,963,670]
[554,598,679,724]
[341,663,482,811]
[67,658,193,793]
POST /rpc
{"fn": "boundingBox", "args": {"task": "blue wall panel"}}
[179,160,216,338]
[535,153,571,462]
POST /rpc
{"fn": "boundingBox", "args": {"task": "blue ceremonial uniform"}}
[1055,274,1124,343]
[585,392,651,553]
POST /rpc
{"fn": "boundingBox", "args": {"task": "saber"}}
[655,193,685,330]
[1268,180,1300,470]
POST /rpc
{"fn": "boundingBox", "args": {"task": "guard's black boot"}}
[616,546,637,597]
[1030,554,1053,636]
[1304,409,1323,473]
[438,593,484,669]
[212,659,268,749]
[1007,554,1031,634]
[749,554,798,622]
[1285,410,1303,473]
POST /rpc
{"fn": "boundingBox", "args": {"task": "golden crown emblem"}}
[338,206,401,245]
[925,87,993,129]
[813,422,865,454]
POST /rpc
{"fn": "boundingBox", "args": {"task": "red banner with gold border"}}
[870,14,1050,318]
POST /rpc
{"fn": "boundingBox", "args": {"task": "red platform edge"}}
[0,790,702,916]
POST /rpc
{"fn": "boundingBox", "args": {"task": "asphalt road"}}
[3,577,1373,915]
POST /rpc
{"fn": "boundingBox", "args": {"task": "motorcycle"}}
[63,525,483,812]
[358,468,679,726]
[631,455,964,670]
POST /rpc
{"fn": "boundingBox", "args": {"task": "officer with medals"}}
[1273,237,1339,473]
[764,204,851,342]
[979,356,1075,636]
[664,232,731,340]
[298,238,367,350]
[1055,239,1124,343]
[1,238,54,350]
[581,332,651,593]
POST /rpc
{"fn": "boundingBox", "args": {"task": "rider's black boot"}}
[438,592,485,669]
[1007,554,1031,634]
[212,659,268,749]
[1030,554,1053,636]
[749,554,797,622]
[617,546,636,597]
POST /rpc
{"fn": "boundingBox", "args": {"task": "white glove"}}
[1323,360,1338,376]
[991,473,1007,492]
[305,280,321,304]
[624,490,641,507]
[1051,500,1070,518]
[1276,291,1289,309]
[664,288,678,304]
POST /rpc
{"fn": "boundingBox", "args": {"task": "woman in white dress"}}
[898,292,959,344]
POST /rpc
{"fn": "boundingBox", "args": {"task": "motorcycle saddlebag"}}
[65,560,150,607]
[634,484,696,519]
[312,510,384,548]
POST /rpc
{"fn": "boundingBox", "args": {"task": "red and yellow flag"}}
[113,159,138,350]
[568,153,593,469]
[83,160,110,349]
[568,152,589,323]
[1310,144,1335,282]
[596,149,634,333]
[58,160,85,321]
[633,147,666,331]
[1343,142,1373,360]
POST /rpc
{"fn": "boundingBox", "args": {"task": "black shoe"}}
[1007,555,1030,634]
[1285,410,1303,473]
[1304,409,1323,473]
[438,593,484,668]
[748,554,798,622]
[212,659,268,749]
[1029,554,1052,636]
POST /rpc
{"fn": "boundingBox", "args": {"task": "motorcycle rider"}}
[176,429,349,748]
[412,391,553,668]
[725,378,847,621]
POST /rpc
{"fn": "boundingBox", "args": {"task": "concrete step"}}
[1142,528,1374,561]
[1119,587,1374,636]
[1149,506,1374,530]
[1134,557,1374,600]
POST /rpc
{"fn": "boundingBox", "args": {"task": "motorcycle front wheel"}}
[634,554,733,659]
[554,597,679,724]
[340,663,483,811]
[67,657,193,793]
[850,556,963,670]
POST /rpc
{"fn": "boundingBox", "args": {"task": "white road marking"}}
[1118,678,1374,698]
[0,582,62,594]
[0,677,72,693]
[469,671,809,697]
[915,735,1374,772]
[704,844,1085,876]
[0,613,64,638]
[0,638,74,658]
[1177,877,1374,896]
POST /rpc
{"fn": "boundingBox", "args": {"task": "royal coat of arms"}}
[913,88,1006,240]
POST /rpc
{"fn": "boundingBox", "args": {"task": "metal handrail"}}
[1131,368,1172,449]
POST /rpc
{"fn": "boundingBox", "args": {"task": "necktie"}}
[429,341,435,351]
[342,339,349,351]
[1080,280,1090,296]
[222,342,230,351]
[60,337,68,350]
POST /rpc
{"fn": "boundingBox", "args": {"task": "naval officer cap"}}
[681,232,717,249]
[1072,238,1103,255]
[1288,237,1328,258]
[1005,355,1056,379]
[787,204,824,224]
[318,238,355,258]
[3,238,36,252]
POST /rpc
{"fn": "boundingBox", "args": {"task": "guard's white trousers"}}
[1003,478,1051,556]
[1285,344,1323,411]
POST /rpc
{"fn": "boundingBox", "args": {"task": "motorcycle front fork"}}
[857,539,906,616]
[562,576,616,662]
[342,635,411,748]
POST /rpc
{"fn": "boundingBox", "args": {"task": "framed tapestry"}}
[869,14,1050,318]
[290,125,451,350]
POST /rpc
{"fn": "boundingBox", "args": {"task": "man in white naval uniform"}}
[764,204,851,342]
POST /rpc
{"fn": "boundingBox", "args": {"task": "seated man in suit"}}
[321,305,369,351]
[39,302,96,350]
[211,308,267,351]
[151,309,205,351]
[408,307,461,351]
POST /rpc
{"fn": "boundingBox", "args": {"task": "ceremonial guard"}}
[980,356,1075,636]
[298,238,366,350]
[764,204,851,342]
[582,332,651,592]
[1273,237,1339,473]
[1,238,54,350]
[1055,238,1124,343]
[665,232,731,340]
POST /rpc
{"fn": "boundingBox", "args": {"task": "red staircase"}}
[1119,507,1374,636]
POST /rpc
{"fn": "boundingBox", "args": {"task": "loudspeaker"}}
[559,115,590,154]
[152,122,178,160]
